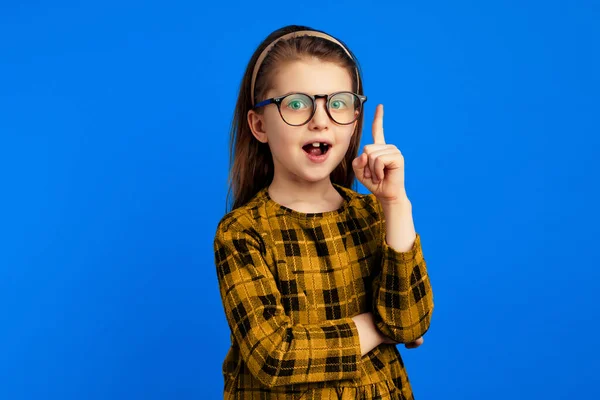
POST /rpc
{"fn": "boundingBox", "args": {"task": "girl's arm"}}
[371,196,434,343]
[215,221,370,389]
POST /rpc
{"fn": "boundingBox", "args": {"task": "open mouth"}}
[302,143,330,156]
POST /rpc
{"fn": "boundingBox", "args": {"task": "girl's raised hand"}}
[352,104,406,204]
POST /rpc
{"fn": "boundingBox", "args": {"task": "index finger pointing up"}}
[372,104,386,145]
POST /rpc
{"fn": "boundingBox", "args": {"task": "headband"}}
[250,30,359,106]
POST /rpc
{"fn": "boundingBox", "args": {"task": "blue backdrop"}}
[1,1,598,399]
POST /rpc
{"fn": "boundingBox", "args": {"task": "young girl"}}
[213,25,434,400]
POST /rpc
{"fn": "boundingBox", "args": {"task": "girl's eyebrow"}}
[264,91,303,99]
[272,90,353,97]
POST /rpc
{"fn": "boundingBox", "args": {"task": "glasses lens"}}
[328,92,361,124]
[280,94,314,125]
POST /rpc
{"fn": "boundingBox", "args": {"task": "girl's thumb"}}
[352,153,367,180]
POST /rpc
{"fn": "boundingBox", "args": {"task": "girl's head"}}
[227,25,365,211]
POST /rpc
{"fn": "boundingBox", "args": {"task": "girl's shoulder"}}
[214,187,270,237]
[335,183,382,220]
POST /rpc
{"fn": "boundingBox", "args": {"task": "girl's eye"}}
[285,98,309,110]
[330,100,347,110]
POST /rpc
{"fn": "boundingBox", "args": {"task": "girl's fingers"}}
[352,153,368,182]
[374,157,386,183]
[368,157,377,182]
[372,104,385,145]
[405,337,424,349]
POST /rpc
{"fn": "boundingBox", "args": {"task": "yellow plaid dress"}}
[213,183,434,399]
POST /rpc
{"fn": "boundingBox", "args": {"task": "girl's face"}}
[248,59,357,186]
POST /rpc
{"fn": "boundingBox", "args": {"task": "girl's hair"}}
[226,25,365,212]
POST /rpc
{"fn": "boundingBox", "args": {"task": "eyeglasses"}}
[253,91,368,126]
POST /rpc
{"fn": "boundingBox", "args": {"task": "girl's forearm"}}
[380,194,416,252]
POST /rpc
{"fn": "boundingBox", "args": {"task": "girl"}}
[213,25,434,399]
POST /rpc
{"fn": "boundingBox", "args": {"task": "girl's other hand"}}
[404,336,424,349]
[381,335,424,349]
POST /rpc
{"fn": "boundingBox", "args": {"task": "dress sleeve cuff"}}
[380,232,423,265]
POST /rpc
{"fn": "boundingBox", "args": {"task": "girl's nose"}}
[308,98,329,129]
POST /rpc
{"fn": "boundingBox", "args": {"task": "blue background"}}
[1,1,598,399]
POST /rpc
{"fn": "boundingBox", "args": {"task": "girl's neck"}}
[267,179,344,214]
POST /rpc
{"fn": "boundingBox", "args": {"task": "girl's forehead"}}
[269,59,353,95]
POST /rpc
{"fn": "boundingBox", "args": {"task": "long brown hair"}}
[226,25,365,213]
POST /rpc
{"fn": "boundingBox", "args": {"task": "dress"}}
[213,183,434,399]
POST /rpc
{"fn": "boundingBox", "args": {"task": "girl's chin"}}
[299,168,336,183]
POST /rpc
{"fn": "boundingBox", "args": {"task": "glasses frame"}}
[253,91,368,126]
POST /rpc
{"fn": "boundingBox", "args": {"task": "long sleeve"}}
[371,209,434,343]
[213,221,363,388]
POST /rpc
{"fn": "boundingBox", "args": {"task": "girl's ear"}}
[247,109,268,144]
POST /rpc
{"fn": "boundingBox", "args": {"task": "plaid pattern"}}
[214,183,434,399]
